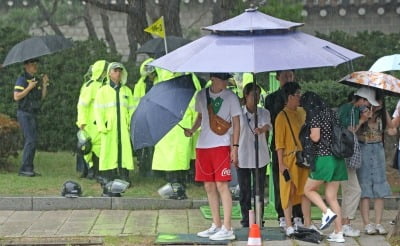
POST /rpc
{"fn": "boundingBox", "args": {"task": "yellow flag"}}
[144,16,165,38]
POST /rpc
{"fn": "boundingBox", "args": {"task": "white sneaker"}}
[209,225,235,240]
[327,231,345,243]
[293,217,304,228]
[279,217,287,228]
[375,224,387,235]
[365,223,376,235]
[286,226,295,236]
[319,208,337,230]
[343,224,360,237]
[197,223,221,238]
[309,224,323,235]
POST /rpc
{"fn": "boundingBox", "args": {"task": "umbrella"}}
[130,74,196,150]
[137,36,191,58]
[150,8,362,226]
[3,35,73,67]
[369,54,400,72]
[339,71,400,96]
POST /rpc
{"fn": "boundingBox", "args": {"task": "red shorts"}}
[195,146,231,182]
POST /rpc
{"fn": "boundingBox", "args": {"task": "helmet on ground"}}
[101,179,130,197]
[61,180,82,198]
[77,130,92,155]
[158,183,187,200]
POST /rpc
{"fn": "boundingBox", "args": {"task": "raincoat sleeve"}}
[127,87,135,127]
[76,84,91,127]
[94,88,107,133]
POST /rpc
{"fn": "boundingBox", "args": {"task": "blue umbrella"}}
[369,54,400,72]
[130,74,195,150]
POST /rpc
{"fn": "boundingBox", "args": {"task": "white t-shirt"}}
[238,106,272,168]
[393,100,400,149]
[195,88,242,148]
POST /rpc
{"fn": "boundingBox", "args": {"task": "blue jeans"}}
[17,110,37,172]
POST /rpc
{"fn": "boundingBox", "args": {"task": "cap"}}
[109,62,124,70]
[23,58,39,64]
[210,73,232,80]
[354,87,379,106]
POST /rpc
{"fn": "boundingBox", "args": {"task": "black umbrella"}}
[2,35,73,67]
[137,36,191,58]
[130,74,196,150]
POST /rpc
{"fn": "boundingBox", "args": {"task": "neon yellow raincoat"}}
[76,60,107,166]
[152,73,201,171]
[133,58,155,111]
[94,62,134,171]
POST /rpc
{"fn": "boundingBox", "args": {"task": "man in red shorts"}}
[184,73,241,241]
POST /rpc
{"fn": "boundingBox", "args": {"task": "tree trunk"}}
[100,8,117,53]
[159,0,182,37]
[212,0,235,24]
[36,0,65,37]
[83,3,98,40]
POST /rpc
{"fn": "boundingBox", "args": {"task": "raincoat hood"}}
[91,60,107,82]
[139,58,155,77]
[106,62,128,85]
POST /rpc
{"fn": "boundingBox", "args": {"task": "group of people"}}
[13,58,397,242]
[182,70,397,242]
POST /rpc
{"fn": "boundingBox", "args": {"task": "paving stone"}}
[0,210,14,224]
[6,211,42,222]
[358,234,390,246]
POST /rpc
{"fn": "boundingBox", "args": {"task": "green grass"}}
[0,151,206,198]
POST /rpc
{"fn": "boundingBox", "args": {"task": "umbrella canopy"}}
[3,35,73,67]
[203,8,303,33]
[131,74,196,150]
[151,31,362,73]
[369,54,400,72]
[339,71,400,96]
[137,36,191,58]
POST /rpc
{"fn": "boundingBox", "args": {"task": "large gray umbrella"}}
[137,36,191,58]
[2,35,73,67]
[151,8,363,226]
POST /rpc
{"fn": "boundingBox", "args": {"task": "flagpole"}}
[161,16,168,54]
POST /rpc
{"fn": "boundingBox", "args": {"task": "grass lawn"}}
[0,151,207,198]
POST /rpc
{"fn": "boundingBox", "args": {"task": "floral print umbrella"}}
[339,71,400,96]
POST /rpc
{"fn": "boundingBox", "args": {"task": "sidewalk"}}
[0,200,396,245]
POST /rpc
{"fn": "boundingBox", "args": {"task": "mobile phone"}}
[283,169,291,182]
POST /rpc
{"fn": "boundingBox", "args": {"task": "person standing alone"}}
[14,58,49,177]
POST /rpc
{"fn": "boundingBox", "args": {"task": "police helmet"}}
[61,180,82,198]
[77,130,92,155]
[101,179,130,197]
[158,183,187,200]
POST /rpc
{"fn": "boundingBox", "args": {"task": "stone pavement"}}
[0,205,396,245]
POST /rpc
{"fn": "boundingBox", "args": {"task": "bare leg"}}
[304,178,326,213]
[325,181,342,233]
[216,181,232,229]
[301,195,312,227]
[283,183,295,227]
[204,182,221,227]
[374,198,384,225]
[360,198,370,226]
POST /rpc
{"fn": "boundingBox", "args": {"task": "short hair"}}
[282,82,301,102]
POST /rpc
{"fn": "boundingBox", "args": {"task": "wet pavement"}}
[0,205,396,245]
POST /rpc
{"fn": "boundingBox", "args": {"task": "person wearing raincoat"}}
[151,73,202,186]
[76,60,108,179]
[94,62,134,183]
[132,58,159,177]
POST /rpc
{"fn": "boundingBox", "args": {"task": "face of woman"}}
[288,90,302,107]
[245,89,260,107]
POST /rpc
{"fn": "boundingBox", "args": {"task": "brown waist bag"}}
[207,103,231,135]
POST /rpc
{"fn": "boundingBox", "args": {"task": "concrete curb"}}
[0,196,398,211]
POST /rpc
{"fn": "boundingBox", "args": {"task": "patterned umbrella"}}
[339,71,400,96]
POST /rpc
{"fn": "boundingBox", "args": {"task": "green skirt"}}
[309,155,348,182]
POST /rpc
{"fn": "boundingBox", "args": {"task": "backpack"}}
[298,123,315,167]
[331,123,355,158]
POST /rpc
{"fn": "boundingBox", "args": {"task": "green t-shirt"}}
[338,103,360,128]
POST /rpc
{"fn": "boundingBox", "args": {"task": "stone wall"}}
[28,1,400,60]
